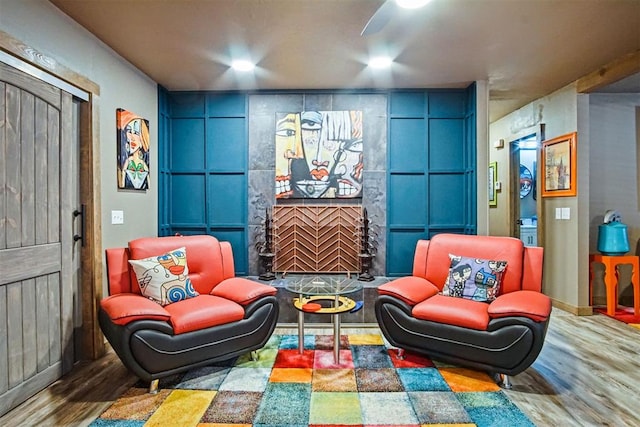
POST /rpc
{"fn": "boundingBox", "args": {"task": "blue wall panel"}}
[389,118,426,172]
[207,93,246,117]
[207,118,246,171]
[388,174,427,227]
[171,174,206,225]
[429,174,464,225]
[170,93,205,117]
[171,118,205,170]
[163,92,248,274]
[387,230,428,277]
[387,89,475,276]
[389,92,425,116]
[208,174,246,225]
[428,91,466,117]
[429,119,464,170]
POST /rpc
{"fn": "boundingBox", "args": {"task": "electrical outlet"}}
[111,210,124,225]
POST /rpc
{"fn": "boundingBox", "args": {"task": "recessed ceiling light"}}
[396,0,431,9]
[231,60,255,72]
[369,56,393,69]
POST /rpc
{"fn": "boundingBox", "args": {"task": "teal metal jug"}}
[597,222,630,256]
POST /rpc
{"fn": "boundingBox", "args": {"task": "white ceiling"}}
[49,0,640,122]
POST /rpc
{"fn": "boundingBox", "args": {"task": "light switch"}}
[555,208,562,220]
[111,210,124,225]
[561,207,570,220]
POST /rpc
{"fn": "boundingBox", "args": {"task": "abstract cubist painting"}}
[117,108,150,190]
[275,110,363,199]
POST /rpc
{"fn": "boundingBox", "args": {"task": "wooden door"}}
[0,61,75,416]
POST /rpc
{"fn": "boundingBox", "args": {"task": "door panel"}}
[0,61,75,417]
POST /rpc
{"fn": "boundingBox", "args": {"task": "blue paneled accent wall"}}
[158,88,476,277]
[158,90,248,274]
[386,89,476,276]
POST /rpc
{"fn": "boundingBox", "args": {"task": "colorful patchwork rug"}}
[90,333,534,427]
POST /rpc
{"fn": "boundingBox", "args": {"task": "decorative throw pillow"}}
[128,247,198,306]
[442,254,508,303]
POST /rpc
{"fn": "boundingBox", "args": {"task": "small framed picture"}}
[541,132,577,197]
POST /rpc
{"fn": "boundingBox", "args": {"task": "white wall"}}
[1,0,158,294]
[589,93,640,251]
[490,84,585,309]
[589,93,640,301]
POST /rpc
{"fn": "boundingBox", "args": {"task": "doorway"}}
[0,45,103,416]
[509,125,545,247]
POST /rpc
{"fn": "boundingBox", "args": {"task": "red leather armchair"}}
[99,235,279,392]
[375,234,551,388]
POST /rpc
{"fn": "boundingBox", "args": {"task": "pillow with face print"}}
[442,254,508,303]
[128,247,198,306]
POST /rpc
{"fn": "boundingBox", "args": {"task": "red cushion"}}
[377,276,440,306]
[211,277,277,305]
[163,294,245,334]
[100,293,170,326]
[488,290,551,322]
[412,294,490,331]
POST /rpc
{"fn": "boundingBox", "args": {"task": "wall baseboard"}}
[551,298,593,316]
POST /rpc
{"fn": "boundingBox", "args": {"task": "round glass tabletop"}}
[283,274,362,296]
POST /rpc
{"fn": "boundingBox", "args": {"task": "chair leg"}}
[149,379,159,394]
[493,373,512,389]
[251,350,259,361]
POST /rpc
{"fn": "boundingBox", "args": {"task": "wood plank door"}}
[0,61,75,416]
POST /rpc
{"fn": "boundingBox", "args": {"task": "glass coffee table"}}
[284,274,363,363]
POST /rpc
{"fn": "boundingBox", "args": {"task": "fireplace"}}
[272,205,362,273]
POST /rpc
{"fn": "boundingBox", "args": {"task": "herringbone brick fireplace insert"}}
[272,205,362,274]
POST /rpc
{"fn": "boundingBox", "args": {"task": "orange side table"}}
[589,254,640,317]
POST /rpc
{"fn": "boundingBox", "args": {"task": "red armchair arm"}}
[211,277,277,305]
[377,276,440,306]
[488,290,551,322]
[100,293,170,326]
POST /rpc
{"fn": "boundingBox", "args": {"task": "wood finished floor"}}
[1,308,638,427]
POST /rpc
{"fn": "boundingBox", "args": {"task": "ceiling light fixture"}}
[231,59,255,72]
[369,56,393,69]
[396,0,431,9]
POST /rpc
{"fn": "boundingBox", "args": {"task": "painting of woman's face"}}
[117,108,150,190]
[126,118,143,154]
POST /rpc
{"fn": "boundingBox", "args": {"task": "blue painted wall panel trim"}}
[159,88,476,277]
[386,88,476,276]
[161,91,249,274]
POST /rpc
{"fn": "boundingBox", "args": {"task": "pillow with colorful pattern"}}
[442,254,508,302]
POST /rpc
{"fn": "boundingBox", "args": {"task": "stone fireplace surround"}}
[246,92,388,279]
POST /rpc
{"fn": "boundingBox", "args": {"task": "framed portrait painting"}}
[541,132,577,197]
[117,108,150,190]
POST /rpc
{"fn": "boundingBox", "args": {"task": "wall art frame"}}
[117,108,150,190]
[541,131,577,197]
